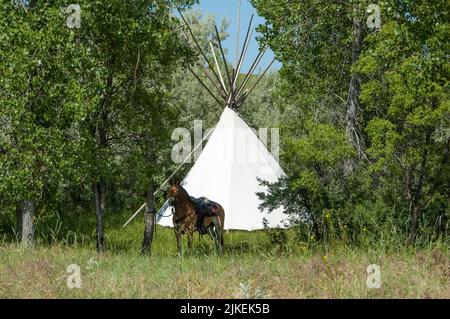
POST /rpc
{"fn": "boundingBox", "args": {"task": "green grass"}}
[0,219,449,298]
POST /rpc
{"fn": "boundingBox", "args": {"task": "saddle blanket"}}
[189,196,219,217]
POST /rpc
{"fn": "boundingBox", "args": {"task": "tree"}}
[252,0,449,243]
[258,123,355,241]
[250,0,369,240]
[72,0,197,251]
[0,1,92,245]
[0,0,198,249]
[356,0,450,241]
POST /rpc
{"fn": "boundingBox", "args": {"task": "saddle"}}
[189,196,218,235]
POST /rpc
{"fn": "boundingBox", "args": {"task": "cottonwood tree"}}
[72,0,196,251]
[0,1,92,245]
[250,0,371,239]
[0,0,197,249]
[252,0,449,243]
[251,0,373,155]
[356,0,450,241]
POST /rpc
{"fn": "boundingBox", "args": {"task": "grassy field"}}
[0,221,449,298]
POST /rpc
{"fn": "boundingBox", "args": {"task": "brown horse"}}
[167,183,225,255]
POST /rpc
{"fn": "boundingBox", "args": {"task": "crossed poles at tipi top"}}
[178,9,275,110]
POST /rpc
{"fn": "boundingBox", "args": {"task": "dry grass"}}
[0,231,448,298]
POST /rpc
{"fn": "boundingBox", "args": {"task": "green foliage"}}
[0,1,91,206]
[356,0,449,241]
[259,123,359,242]
[253,0,449,245]
[0,1,198,239]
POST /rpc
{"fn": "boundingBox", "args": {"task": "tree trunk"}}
[312,217,322,241]
[16,200,35,246]
[141,184,156,255]
[15,202,22,240]
[91,68,113,252]
[408,205,420,243]
[345,6,364,174]
[93,180,106,252]
[407,129,432,243]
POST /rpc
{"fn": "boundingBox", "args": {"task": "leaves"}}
[253,0,450,242]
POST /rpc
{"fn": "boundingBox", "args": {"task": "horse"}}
[167,183,225,255]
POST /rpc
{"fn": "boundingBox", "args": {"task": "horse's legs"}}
[187,232,193,254]
[208,225,217,241]
[174,228,182,256]
[212,219,224,254]
[217,228,224,253]
[208,225,220,251]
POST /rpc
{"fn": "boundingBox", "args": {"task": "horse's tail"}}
[217,204,225,247]
[218,204,225,231]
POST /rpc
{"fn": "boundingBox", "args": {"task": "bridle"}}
[154,190,177,218]
[165,189,195,225]
[155,206,174,218]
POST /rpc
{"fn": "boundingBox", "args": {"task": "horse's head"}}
[167,183,182,206]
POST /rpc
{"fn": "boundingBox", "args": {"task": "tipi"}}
[156,12,287,230]
[157,107,287,230]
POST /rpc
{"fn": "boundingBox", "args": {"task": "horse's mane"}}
[176,183,190,201]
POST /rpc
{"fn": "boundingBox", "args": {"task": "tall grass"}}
[0,210,448,298]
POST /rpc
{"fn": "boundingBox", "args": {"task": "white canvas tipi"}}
[157,107,287,230]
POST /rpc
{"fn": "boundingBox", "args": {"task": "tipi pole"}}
[235,0,241,68]
[200,65,228,100]
[234,46,268,99]
[123,203,145,228]
[178,10,227,93]
[233,15,254,89]
[179,31,227,100]
[214,25,233,91]
[187,66,224,107]
[239,58,276,104]
[209,42,228,95]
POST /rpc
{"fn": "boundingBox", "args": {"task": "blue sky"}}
[193,0,281,74]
